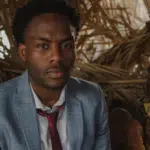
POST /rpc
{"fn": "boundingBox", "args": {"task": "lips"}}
[46,68,65,78]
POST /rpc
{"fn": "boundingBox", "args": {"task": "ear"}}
[18,43,27,63]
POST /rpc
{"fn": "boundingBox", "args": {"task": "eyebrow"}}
[61,37,74,43]
[34,37,51,42]
[33,36,74,43]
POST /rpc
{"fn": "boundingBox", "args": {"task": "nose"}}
[49,43,62,63]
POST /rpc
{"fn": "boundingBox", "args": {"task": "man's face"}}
[19,13,75,90]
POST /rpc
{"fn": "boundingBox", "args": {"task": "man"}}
[0,0,111,150]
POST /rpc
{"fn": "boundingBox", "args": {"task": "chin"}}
[47,84,65,90]
[45,79,67,90]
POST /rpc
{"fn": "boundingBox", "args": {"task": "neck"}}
[30,81,63,107]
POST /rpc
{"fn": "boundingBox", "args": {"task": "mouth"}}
[46,68,65,79]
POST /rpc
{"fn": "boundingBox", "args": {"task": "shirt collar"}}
[30,83,66,111]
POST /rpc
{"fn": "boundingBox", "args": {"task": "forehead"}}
[25,13,74,40]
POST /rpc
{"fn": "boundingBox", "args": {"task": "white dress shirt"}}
[30,85,69,150]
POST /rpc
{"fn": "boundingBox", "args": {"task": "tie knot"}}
[37,105,63,120]
[37,108,58,116]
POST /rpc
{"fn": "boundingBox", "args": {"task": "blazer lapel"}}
[13,71,41,150]
[66,78,84,150]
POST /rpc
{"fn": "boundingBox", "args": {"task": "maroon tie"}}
[37,107,63,150]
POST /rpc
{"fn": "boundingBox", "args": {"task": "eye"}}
[61,41,74,50]
[37,43,49,50]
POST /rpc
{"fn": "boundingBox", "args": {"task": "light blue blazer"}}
[0,71,111,150]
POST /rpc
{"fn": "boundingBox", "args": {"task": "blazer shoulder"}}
[0,76,20,93]
[69,77,104,104]
[70,77,102,93]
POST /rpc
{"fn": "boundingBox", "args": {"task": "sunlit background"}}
[0,30,10,59]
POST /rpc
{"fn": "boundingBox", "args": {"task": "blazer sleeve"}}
[93,85,111,150]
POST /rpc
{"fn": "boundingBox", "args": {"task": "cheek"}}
[63,51,75,63]
[26,52,45,71]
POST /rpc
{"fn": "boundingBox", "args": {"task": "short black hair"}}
[12,0,80,46]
